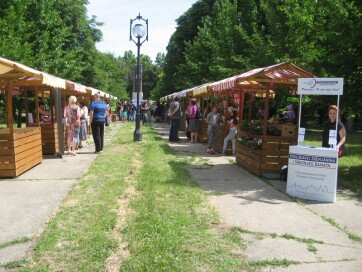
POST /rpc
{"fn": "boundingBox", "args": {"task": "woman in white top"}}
[78,101,88,148]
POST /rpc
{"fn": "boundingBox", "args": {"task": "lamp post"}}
[130,13,148,141]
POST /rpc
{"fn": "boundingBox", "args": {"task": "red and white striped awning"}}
[210,62,315,93]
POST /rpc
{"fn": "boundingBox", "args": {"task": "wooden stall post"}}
[35,87,40,126]
[262,88,270,137]
[6,81,13,134]
[55,88,64,158]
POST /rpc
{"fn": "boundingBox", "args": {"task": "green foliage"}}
[155,0,362,118]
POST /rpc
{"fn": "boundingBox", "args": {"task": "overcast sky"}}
[86,0,198,61]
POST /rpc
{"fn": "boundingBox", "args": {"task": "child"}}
[222,110,238,155]
[206,105,220,154]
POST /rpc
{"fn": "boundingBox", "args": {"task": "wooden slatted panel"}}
[236,132,297,176]
[197,120,208,143]
[41,123,59,154]
[0,128,42,178]
[236,143,262,176]
[15,155,42,176]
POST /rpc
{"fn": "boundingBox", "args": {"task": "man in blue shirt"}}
[89,93,107,153]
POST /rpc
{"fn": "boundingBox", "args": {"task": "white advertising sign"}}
[297,78,343,95]
[287,146,338,203]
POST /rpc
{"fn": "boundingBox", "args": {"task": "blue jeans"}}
[223,128,237,153]
[207,125,218,150]
[142,112,147,125]
[169,118,180,141]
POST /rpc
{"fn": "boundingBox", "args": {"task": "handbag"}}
[338,146,347,157]
[105,115,110,127]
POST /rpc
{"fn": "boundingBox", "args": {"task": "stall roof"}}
[66,80,87,93]
[192,82,213,96]
[0,57,66,89]
[86,86,116,99]
[211,62,316,93]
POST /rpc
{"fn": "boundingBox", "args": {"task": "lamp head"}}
[132,23,146,38]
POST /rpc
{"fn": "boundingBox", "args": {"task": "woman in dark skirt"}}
[187,98,198,143]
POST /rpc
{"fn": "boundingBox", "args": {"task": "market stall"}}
[210,62,315,175]
[0,57,66,177]
[191,83,213,142]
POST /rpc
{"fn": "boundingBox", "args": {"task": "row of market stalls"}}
[0,57,116,178]
[161,62,316,176]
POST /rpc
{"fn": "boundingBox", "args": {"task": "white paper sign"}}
[329,130,337,137]
[298,135,305,142]
[28,113,34,124]
[298,78,343,95]
[287,146,338,202]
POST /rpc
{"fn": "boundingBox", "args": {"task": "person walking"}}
[222,111,238,155]
[206,105,220,154]
[141,99,149,125]
[89,92,107,154]
[168,96,182,142]
[63,96,81,156]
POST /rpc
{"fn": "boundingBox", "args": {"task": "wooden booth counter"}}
[213,124,233,154]
[0,127,43,178]
[197,119,208,143]
[179,115,186,132]
[236,131,297,176]
[27,123,59,155]
[40,123,59,155]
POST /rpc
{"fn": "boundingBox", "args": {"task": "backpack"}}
[195,108,201,119]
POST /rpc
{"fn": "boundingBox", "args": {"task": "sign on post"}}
[298,78,343,95]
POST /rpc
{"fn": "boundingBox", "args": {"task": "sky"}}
[86,0,198,61]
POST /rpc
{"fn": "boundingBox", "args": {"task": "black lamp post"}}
[130,13,148,141]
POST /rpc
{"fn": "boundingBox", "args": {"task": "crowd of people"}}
[61,92,111,156]
[167,96,239,156]
[116,99,168,124]
[55,93,347,159]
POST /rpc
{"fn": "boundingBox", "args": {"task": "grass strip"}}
[18,123,251,271]
[0,237,31,250]
[118,125,247,271]
[234,227,324,244]
[20,125,134,271]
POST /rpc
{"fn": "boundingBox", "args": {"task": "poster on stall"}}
[233,93,240,104]
[287,146,338,203]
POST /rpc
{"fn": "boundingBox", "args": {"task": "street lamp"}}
[130,13,148,141]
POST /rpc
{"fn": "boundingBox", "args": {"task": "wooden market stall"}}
[210,62,316,176]
[0,57,66,177]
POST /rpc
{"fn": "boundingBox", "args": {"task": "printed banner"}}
[287,146,338,202]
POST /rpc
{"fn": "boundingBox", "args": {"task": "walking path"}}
[153,122,362,272]
[0,122,121,270]
[1,121,361,271]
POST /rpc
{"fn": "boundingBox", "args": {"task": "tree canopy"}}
[154,0,362,116]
